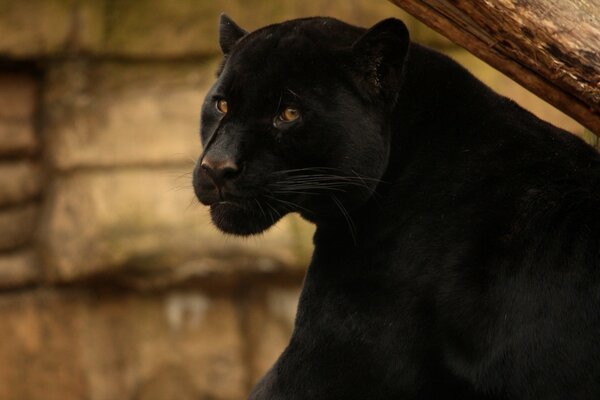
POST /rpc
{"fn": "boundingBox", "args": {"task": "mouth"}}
[207,196,287,236]
[195,181,250,207]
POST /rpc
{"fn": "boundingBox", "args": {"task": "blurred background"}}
[0,1,597,399]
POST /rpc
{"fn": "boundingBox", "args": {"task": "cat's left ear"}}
[352,18,410,100]
[219,13,247,54]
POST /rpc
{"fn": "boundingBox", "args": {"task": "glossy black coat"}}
[193,16,600,400]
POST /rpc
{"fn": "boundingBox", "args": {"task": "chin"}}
[209,201,285,236]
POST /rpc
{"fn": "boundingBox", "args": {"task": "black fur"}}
[193,16,600,399]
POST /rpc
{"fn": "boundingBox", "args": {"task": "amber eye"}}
[216,99,228,113]
[279,107,300,122]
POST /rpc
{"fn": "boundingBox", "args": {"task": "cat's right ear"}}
[219,14,247,55]
[352,18,410,102]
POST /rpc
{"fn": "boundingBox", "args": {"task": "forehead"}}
[220,18,364,88]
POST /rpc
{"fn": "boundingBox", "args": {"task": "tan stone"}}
[0,288,246,400]
[0,0,415,58]
[0,1,69,56]
[245,285,301,384]
[0,162,43,207]
[0,0,103,57]
[40,169,314,282]
[0,73,36,119]
[43,60,215,169]
[40,14,452,173]
[0,203,38,251]
[0,120,38,156]
[0,250,38,288]
[100,0,412,57]
[0,289,86,400]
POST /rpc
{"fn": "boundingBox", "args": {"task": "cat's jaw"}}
[209,199,287,236]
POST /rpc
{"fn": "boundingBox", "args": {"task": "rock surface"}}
[0,73,36,119]
[244,285,301,384]
[0,288,246,400]
[0,250,38,288]
[43,61,215,169]
[0,203,38,251]
[0,0,407,57]
[40,168,314,282]
[0,162,42,207]
[0,1,595,400]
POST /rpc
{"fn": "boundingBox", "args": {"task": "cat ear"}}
[219,14,247,54]
[352,18,410,100]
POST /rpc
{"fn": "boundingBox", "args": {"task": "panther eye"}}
[279,107,300,122]
[216,99,228,114]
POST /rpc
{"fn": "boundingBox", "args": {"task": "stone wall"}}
[0,1,595,399]
[0,69,41,289]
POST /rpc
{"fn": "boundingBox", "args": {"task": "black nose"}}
[200,156,240,188]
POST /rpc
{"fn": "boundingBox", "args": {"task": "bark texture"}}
[388,0,600,136]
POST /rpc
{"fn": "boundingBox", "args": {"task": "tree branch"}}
[388,0,600,136]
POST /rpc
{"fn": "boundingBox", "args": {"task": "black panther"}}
[193,14,600,399]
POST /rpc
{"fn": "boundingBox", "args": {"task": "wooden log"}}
[387,0,600,137]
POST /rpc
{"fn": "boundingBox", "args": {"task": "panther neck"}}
[312,43,502,249]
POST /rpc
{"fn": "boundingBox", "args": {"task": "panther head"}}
[193,15,410,235]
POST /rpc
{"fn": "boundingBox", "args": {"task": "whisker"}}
[271,174,385,190]
[270,189,321,196]
[273,166,347,174]
[167,170,194,176]
[279,174,384,183]
[271,185,347,193]
[168,184,195,192]
[286,88,301,99]
[271,180,376,195]
[265,194,311,214]
[331,194,357,245]
[263,201,280,224]
[273,167,386,181]
[186,195,199,211]
[279,178,377,188]
[255,198,268,221]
